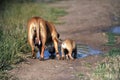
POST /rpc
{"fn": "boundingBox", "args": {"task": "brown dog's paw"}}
[32,57,36,59]
[31,55,36,59]
[40,57,44,61]
[56,54,61,60]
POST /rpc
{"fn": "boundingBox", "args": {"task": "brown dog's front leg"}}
[53,38,60,60]
[29,38,36,59]
[32,47,36,59]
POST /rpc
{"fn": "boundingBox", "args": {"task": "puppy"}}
[61,39,77,60]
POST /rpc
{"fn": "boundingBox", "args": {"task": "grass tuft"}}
[0,1,66,71]
[92,35,120,80]
[92,55,120,80]
[105,32,116,46]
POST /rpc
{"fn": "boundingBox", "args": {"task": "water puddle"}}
[76,44,102,58]
[36,44,102,59]
[35,26,120,60]
[108,26,120,35]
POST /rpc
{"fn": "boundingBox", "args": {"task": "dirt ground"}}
[9,0,120,80]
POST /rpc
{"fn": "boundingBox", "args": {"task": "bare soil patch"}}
[9,0,120,80]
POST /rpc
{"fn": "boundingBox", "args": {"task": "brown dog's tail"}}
[36,21,41,45]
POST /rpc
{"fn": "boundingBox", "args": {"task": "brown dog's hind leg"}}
[32,46,36,59]
[29,39,36,59]
[39,20,47,61]
[40,44,45,61]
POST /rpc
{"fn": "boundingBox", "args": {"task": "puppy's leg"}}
[68,50,74,60]
[61,47,65,60]
[66,54,69,60]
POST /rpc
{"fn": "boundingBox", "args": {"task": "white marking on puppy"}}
[62,43,66,49]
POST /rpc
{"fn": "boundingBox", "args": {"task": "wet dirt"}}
[9,0,120,80]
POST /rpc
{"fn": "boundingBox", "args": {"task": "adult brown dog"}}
[27,17,60,60]
[61,39,77,60]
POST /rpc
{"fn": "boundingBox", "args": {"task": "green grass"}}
[0,1,67,79]
[0,1,66,71]
[0,71,19,80]
[92,55,120,80]
[76,31,120,80]
[105,32,116,46]
[108,48,120,57]
[77,73,86,80]
[91,32,120,80]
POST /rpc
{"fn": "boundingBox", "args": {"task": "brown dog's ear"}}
[58,38,63,44]
[57,33,60,38]
[57,33,63,44]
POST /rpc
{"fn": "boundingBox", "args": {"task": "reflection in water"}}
[36,44,102,59]
[77,44,102,59]
[109,26,120,34]
[36,50,50,59]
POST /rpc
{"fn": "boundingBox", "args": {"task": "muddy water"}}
[36,44,102,59]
